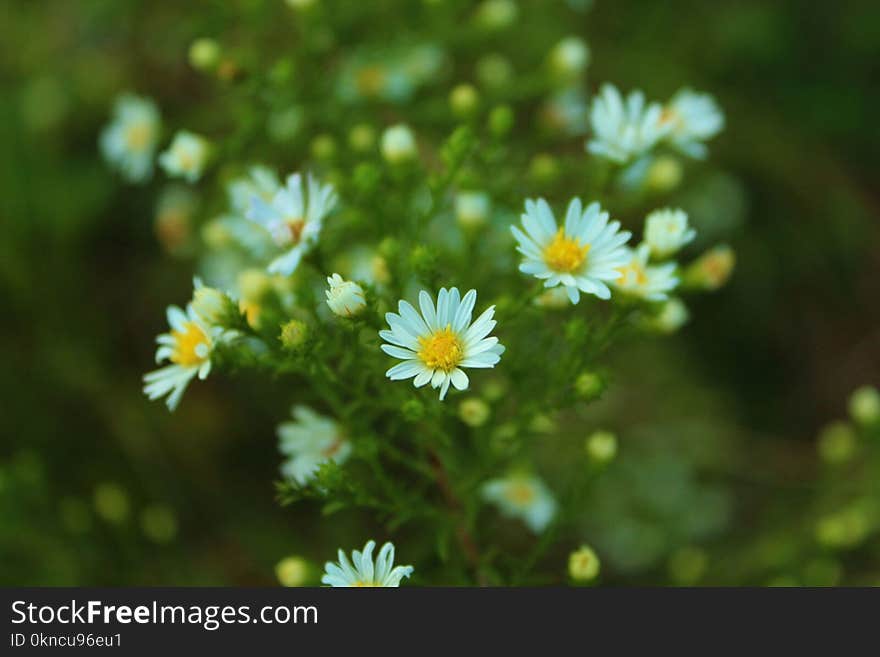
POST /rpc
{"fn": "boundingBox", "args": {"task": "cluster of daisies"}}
[102,28,728,584]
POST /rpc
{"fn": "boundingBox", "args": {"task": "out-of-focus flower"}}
[568,545,600,581]
[540,88,590,136]
[817,421,857,465]
[348,123,376,152]
[648,297,690,333]
[279,319,309,351]
[228,166,281,216]
[548,36,590,82]
[476,53,514,90]
[381,124,417,164]
[815,506,871,549]
[322,541,413,587]
[93,483,130,525]
[644,208,696,259]
[645,155,684,193]
[246,172,337,275]
[585,430,617,464]
[140,505,178,544]
[660,89,724,159]
[99,94,161,183]
[143,300,229,411]
[325,273,366,318]
[848,385,880,427]
[154,185,198,255]
[684,244,735,291]
[159,131,211,183]
[455,191,491,230]
[276,556,310,587]
[533,286,571,310]
[336,44,444,104]
[188,37,221,72]
[450,84,480,118]
[512,198,631,304]
[612,244,678,301]
[474,0,519,31]
[482,473,557,533]
[380,288,504,400]
[574,371,605,399]
[459,397,491,427]
[587,84,669,164]
[192,278,234,326]
[278,406,352,487]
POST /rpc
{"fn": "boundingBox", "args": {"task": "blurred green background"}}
[1,0,878,585]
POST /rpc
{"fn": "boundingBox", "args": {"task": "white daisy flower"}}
[587,83,669,164]
[246,172,337,276]
[380,288,504,400]
[278,406,352,487]
[322,540,413,587]
[99,94,161,183]
[660,88,724,159]
[643,208,696,259]
[511,197,631,304]
[143,303,227,411]
[612,244,678,301]
[228,165,281,216]
[325,273,367,318]
[158,131,211,183]
[482,473,557,534]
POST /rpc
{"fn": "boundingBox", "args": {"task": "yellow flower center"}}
[505,482,536,506]
[125,121,152,150]
[617,260,648,287]
[171,321,211,367]
[417,325,463,372]
[356,66,386,95]
[284,217,305,244]
[543,229,590,273]
[659,106,683,129]
[353,580,378,587]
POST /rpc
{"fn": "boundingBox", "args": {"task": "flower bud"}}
[817,421,857,465]
[574,371,605,400]
[450,84,480,118]
[647,297,689,334]
[238,268,272,301]
[585,430,617,464]
[455,191,490,230]
[645,156,683,193]
[568,545,600,582]
[93,483,129,525]
[848,385,880,427]
[529,153,560,184]
[325,273,366,318]
[310,133,337,161]
[684,244,735,291]
[548,36,590,82]
[348,123,376,152]
[188,38,221,72]
[475,0,518,31]
[476,53,513,90]
[459,397,491,427]
[279,319,309,351]
[140,505,178,544]
[275,556,310,587]
[192,279,232,326]
[381,124,417,164]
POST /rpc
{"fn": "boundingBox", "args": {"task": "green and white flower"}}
[278,406,352,487]
[482,473,557,533]
[325,273,366,318]
[512,197,631,304]
[587,83,669,163]
[322,540,413,587]
[143,302,227,411]
[380,287,504,400]
[245,172,337,276]
[612,244,678,301]
[99,94,161,183]
[159,131,211,182]
[660,88,724,159]
[643,208,696,259]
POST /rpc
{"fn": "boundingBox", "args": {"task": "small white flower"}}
[322,540,413,587]
[99,94,161,183]
[143,303,227,411]
[612,244,678,301]
[482,473,557,533]
[191,277,229,325]
[381,123,417,164]
[278,406,352,487]
[512,197,631,304]
[325,273,366,318]
[159,131,210,182]
[587,83,669,164]
[660,89,724,159]
[380,287,504,400]
[644,208,696,259]
[246,172,337,276]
